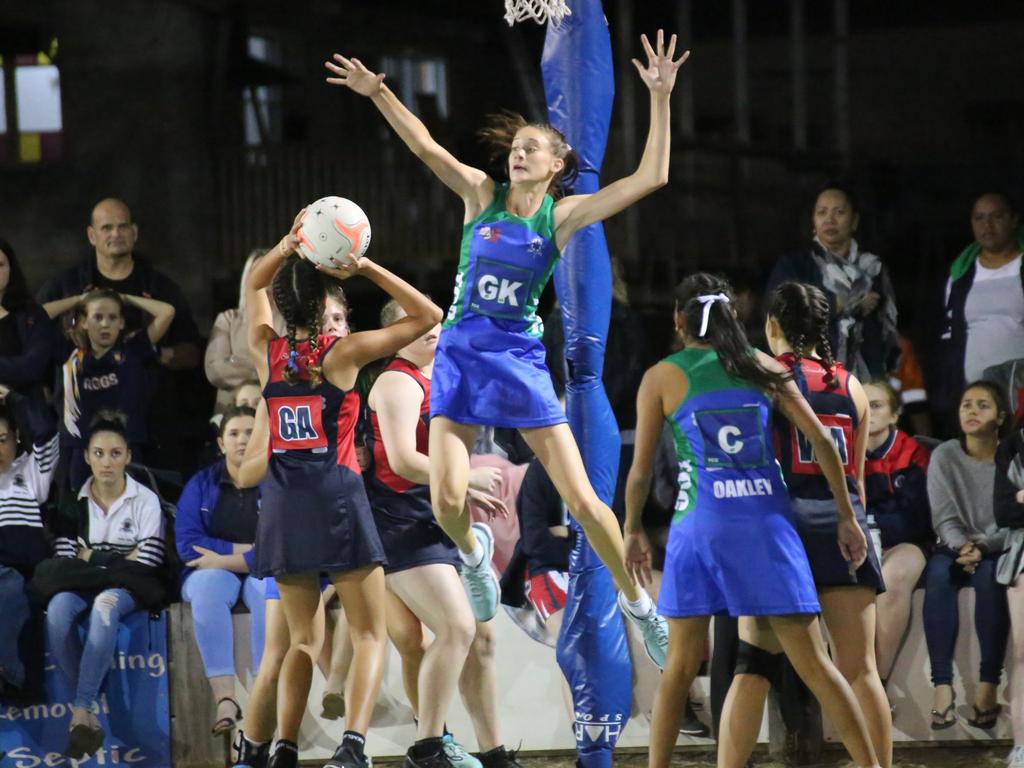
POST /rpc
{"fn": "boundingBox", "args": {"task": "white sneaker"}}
[1007,745,1024,767]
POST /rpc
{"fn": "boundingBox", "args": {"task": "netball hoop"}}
[503,0,571,27]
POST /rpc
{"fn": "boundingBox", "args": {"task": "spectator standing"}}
[176,405,264,736]
[0,385,58,699]
[49,289,175,495]
[38,198,206,474]
[937,192,1024,433]
[924,381,1010,731]
[0,239,56,397]
[862,380,932,688]
[765,185,900,380]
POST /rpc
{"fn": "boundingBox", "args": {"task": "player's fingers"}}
[656,29,664,56]
[351,57,369,72]
[666,33,677,60]
[333,53,355,69]
[642,559,653,587]
[640,33,655,61]
[630,59,645,77]
[674,49,691,69]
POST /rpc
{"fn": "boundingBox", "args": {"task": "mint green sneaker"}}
[618,590,668,669]
[461,522,499,622]
[441,735,482,768]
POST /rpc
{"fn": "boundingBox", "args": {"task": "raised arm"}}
[554,30,689,247]
[122,293,176,344]
[238,399,269,489]
[324,55,491,211]
[319,258,443,376]
[42,292,86,320]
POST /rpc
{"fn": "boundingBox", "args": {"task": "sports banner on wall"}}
[0,611,170,768]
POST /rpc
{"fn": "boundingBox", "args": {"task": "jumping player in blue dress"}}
[623,273,880,768]
[717,282,891,768]
[240,210,443,768]
[325,30,687,660]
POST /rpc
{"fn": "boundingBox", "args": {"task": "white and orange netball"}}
[297,196,371,268]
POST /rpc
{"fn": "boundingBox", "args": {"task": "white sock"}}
[459,542,485,568]
[623,590,652,617]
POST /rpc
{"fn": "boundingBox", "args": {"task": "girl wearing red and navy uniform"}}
[363,300,519,768]
[241,210,442,768]
[862,379,931,687]
[764,282,891,767]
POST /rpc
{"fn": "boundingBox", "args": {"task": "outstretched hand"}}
[278,207,306,257]
[632,29,689,96]
[325,54,385,97]
[313,256,367,281]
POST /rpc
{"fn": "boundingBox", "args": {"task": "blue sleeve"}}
[873,464,932,548]
[174,473,235,562]
[0,307,57,389]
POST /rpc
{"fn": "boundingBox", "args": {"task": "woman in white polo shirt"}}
[44,411,165,759]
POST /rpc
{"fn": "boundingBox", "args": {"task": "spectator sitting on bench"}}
[0,385,59,700]
[862,379,932,693]
[35,411,166,760]
[924,381,1011,731]
[176,404,264,736]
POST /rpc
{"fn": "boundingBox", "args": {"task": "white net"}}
[503,0,572,27]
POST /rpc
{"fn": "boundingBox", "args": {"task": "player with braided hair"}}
[717,281,890,768]
[239,209,443,768]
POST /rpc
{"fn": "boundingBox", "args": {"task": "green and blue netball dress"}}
[432,182,566,427]
[659,347,820,618]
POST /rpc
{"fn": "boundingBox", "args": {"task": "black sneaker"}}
[267,745,298,768]
[679,700,710,737]
[475,746,523,768]
[233,733,271,768]
[402,746,457,768]
[324,743,371,768]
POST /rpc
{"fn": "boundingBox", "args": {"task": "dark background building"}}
[2,0,1023,357]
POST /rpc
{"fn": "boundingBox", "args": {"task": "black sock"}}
[411,737,444,759]
[269,741,298,768]
[477,746,507,765]
[275,741,298,754]
[342,731,366,757]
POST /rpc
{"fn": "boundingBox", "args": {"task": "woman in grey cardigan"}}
[924,380,1010,732]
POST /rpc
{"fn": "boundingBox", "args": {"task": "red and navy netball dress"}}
[772,354,884,591]
[252,336,385,578]
[365,358,459,575]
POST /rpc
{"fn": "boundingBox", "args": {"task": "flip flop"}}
[966,704,1002,730]
[930,701,957,730]
[211,697,242,736]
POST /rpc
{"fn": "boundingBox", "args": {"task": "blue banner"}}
[0,611,170,768]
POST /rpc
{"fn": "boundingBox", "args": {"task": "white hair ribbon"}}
[696,293,730,337]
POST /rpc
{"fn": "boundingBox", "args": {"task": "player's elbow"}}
[426,303,443,325]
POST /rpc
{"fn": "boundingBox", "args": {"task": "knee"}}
[438,613,476,654]
[433,480,467,518]
[735,641,784,686]
[566,494,604,528]
[470,622,497,661]
[188,571,236,610]
[92,591,130,627]
[389,623,426,661]
[833,650,876,684]
[46,593,77,629]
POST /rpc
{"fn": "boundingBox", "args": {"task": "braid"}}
[271,255,329,386]
[818,333,838,390]
[768,281,839,390]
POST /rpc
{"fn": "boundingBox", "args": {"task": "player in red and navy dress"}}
[240,210,443,768]
[764,282,891,768]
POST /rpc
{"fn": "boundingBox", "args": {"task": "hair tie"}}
[695,293,730,337]
[286,348,299,374]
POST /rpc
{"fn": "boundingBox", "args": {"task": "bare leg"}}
[649,616,709,768]
[821,587,892,768]
[332,565,389,736]
[717,616,776,768]
[244,598,292,741]
[385,587,428,715]
[459,619,501,751]
[387,563,474,739]
[520,424,639,601]
[274,575,326,742]
[323,597,354,696]
[875,544,925,681]
[428,416,479,554]
[769,614,879,768]
[209,675,238,728]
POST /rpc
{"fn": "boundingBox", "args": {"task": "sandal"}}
[930,692,957,731]
[65,723,104,759]
[211,697,242,736]
[966,703,1002,730]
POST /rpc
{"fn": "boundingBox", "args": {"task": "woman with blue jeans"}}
[43,412,165,759]
[176,405,265,735]
[924,380,1011,731]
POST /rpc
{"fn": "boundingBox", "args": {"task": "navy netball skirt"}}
[252,453,386,578]
[791,497,885,593]
[367,485,460,576]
